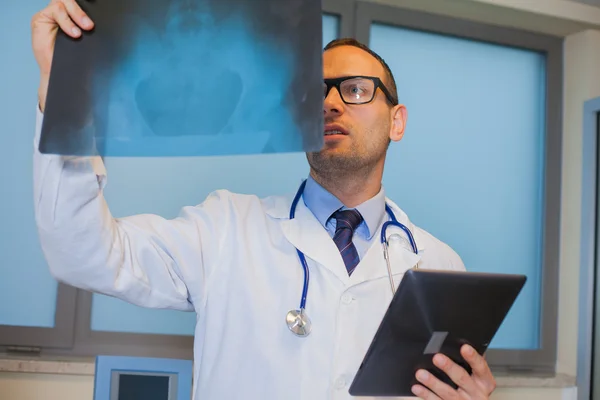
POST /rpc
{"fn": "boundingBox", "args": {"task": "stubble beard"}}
[307,144,367,180]
[306,127,388,186]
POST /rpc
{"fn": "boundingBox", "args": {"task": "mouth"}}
[324,124,348,136]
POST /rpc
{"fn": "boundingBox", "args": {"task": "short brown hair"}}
[324,38,398,105]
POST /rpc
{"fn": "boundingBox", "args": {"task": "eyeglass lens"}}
[324,78,375,104]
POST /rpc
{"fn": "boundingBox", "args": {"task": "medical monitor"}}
[93,355,193,400]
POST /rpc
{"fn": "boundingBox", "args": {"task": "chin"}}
[309,151,353,169]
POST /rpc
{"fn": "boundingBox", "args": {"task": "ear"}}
[389,104,407,142]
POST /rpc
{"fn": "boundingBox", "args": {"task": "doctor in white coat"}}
[30,1,497,399]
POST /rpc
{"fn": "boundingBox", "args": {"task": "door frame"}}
[577,96,600,400]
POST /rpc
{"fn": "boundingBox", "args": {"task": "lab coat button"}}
[341,294,353,304]
[335,377,346,389]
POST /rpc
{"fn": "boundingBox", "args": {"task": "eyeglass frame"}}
[323,75,398,106]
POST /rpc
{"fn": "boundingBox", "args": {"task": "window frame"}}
[0,283,77,351]
[322,0,356,39]
[1,0,563,373]
[57,291,195,360]
[576,97,600,399]
[353,0,563,373]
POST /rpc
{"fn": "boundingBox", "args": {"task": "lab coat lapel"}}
[279,197,350,284]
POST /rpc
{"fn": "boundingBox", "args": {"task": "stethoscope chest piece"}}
[286,309,312,337]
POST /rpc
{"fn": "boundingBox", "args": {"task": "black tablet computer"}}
[348,269,526,397]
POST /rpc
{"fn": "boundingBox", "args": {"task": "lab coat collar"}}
[265,191,426,287]
[276,193,351,284]
[382,197,427,252]
[348,197,426,286]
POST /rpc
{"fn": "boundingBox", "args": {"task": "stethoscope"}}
[286,180,419,337]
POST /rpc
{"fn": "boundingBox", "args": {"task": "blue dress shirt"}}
[302,175,387,259]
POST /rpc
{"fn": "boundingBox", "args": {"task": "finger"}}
[414,369,460,400]
[41,2,81,38]
[461,345,496,394]
[432,354,482,396]
[60,0,94,30]
[411,383,442,400]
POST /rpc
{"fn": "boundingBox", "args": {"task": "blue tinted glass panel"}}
[323,14,340,46]
[92,295,196,335]
[370,23,546,349]
[0,0,59,328]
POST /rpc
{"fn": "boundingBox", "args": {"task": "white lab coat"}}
[32,109,465,400]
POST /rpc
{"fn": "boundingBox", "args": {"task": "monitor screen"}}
[94,355,192,400]
[110,371,178,400]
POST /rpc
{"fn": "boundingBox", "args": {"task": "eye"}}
[345,84,368,98]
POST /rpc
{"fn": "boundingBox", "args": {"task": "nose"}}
[323,87,344,117]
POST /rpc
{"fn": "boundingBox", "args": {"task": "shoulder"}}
[413,226,466,272]
[384,198,466,272]
[181,189,291,220]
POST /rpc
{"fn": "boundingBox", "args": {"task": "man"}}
[31,1,497,399]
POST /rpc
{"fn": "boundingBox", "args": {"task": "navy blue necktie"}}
[331,209,363,275]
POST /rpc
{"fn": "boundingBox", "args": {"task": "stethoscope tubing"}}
[289,180,417,311]
[290,180,310,310]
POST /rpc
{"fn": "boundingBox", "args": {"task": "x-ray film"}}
[39,0,324,157]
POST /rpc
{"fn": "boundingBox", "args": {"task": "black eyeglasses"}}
[324,75,397,105]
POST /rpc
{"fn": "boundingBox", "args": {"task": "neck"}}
[310,167,383,208]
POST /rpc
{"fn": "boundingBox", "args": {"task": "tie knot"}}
[332,209,363,232]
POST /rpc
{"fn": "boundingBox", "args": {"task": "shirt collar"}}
[302,176,386,239]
